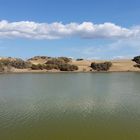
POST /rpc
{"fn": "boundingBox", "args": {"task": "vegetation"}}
[132,56,140,69]
[31,63,78,71]
[59,64,78,71]
[31,64,45,70]
[76,58,84,61]
[44,64,59,70]
[90,62,112,71]
[31,64,59,70]
[1,55,140,72]
[28,56,49,61]
[46,58,65,65]
[132,56,140,64]
[0,63,4,72]
[58,57,71,63]
[46,58,78,71]
[134,64,140,68]
[30,57,78,71]
[0,58,31,69]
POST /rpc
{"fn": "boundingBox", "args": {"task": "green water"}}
[0,73,140,140]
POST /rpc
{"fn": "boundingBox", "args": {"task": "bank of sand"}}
[12,59,140,73]
[71,59,140,72]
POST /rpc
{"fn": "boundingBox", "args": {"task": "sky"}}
[0,0,140,59]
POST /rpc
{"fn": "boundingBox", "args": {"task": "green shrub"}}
[132,56,140,64]
[31,64,59,70]
[11,59,31,69]
[45,58,78,71]
[46,58,65,65]
[44,64,59,70]
[31,64,45,70]
[76,58,84,61]
[0,58,31,69]
[91,62,112,71]
[58,57,71,63]
[134,64,140,68]
[59,64,78,71]
[0,63,4,72]
[28,56,48,61]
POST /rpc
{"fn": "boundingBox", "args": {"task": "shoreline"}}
[1,70,140,74]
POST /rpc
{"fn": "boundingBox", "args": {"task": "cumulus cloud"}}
[0,20,140,40]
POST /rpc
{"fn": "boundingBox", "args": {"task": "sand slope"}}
[70,59,140,72]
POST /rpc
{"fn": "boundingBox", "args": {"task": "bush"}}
[76,58,84,61]
[0,63,4,72]
[46,58,78,71]
[91,62,112,71]
[132,56,140,64]
[134,64,140,68]
[44,64,59,70]
[31,63,78,71]
[58,57,71,63]
[59,64,78,71]
[31,64,45,70]
[28,56,48,61]
[31,64,59,70]
[0,58,31,69]
[0,63,12,72]
[46,58,65,65]
[0,57,79,72]
[11,59,31,69]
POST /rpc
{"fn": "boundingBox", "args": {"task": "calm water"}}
[0,73,140,140]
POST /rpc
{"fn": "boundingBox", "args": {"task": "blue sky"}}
[0,0,140,59]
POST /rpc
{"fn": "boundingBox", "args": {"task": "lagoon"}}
[0,73,140,140]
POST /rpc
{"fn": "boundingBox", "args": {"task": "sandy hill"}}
[28,57,140,72]
[0,56,140,73]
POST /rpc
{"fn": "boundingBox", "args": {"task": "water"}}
[0,72,140,140]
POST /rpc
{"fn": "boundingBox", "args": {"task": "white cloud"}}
[0,20,140,40]
[69,39,140,59]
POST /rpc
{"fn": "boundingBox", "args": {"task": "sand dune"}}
[69,59,140,72]
[1,57,139,73]
[25,58,140,72]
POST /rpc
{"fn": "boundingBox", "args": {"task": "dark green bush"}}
[91,62,112,71]
[132,56,140,64]
[134,64,140,68]
[59,64,78,71]
[45,58,78,71]
[31,64,59,70]
[58,57,71,63]
[46,58,65,65]
[28,56,48,61]
[0,63,4,72]
[76,58,84,61]
[44,64,59,70]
